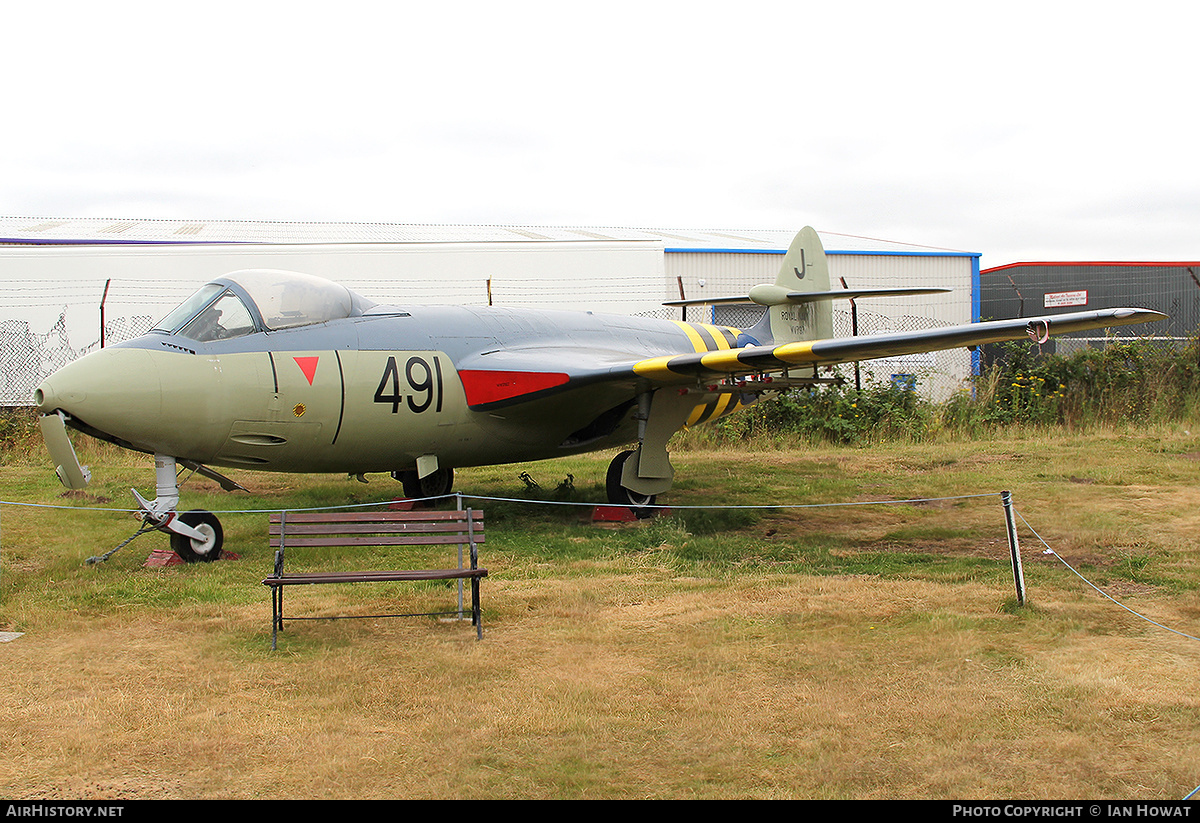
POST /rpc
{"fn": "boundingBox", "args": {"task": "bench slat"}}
[270,534,484,548]
[264,568,488,586]
[269,522,485,535]
[270,511,483,523]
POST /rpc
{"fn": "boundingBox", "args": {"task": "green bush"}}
[968,337,1200,429]
[697,377,936,447]
[687,335,1200,447]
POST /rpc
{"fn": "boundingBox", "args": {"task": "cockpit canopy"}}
[151,270,375,342]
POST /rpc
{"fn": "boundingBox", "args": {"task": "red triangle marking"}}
[294,356,319,385]
[457,369,569,406]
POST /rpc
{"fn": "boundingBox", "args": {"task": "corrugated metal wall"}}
[979,263,1198,359]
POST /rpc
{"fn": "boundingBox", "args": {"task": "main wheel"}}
[170,509,224,562]
[392,467,455,500]
[606,450,657,518]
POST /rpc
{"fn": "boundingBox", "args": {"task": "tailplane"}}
[665,226,949,346]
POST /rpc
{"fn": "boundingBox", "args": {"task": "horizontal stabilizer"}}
[664,295,760,307]
[664,286,950,308]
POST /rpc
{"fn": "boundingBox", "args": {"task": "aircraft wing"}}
[626,307,1166,384]
[454,344,647,409]
[454,307,1165,411]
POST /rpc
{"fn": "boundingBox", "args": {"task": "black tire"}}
[393,467,454,500]
[605,450,657,518]
[169,510,224,562]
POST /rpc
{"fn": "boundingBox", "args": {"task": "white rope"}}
[0,490,1000,515]
[1015,509,1200,644]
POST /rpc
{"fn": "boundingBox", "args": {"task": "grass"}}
[3,425,1200,799]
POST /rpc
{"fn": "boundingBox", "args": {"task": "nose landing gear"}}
[391,466,455,500]
[167,510,225,562]
[130,454,225,562]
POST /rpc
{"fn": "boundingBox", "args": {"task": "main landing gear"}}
[602,389,696,517]
[132,454,225,562]
[606,450,657,516]
[391,466,455,500]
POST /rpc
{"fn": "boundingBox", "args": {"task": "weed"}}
[678,336,1200,449]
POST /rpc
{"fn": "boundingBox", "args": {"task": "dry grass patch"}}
[3,427,1200,798]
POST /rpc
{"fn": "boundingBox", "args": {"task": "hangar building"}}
[979,260,1194,360]
[0,218,979,404]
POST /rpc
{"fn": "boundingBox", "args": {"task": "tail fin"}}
[665,226,947,346]
[748,226,833,345]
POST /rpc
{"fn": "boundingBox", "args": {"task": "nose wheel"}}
[168,510,225,562]
[130,454,227,563]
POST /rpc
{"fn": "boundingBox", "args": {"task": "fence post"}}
[1001,490,1026,605]
[100,279,112,348]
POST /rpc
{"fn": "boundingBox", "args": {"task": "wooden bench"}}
[262,508,487,649]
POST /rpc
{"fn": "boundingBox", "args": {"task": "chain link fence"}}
[0,303,160,406]
[1,313,78,406]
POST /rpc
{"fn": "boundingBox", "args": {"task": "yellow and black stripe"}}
[643,321,748,427]
[632,321,743,379]
[632,325,818,384]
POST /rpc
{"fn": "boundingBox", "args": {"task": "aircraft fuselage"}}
[34,304,746,476]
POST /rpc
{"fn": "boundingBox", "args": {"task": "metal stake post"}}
[1001,490,1026,605]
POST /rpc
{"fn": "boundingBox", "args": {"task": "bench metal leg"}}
[471,577,482,640]
[271,585,284,651]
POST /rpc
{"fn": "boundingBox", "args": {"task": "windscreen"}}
[151,283,225,335]
[178,290,257,342]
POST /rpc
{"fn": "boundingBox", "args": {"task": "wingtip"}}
[1110,308,1168,320]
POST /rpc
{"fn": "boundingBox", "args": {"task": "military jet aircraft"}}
[33,227,1164,561]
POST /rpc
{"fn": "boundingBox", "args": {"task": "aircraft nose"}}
[33,374,78,414]
[33,347,162,434]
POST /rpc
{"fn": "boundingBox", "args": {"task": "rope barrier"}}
[0,490,1002,515]
[1015,509,1200,644]
[5,493,1199,650]
[0,490,1005,570]
[456,491,1001,510]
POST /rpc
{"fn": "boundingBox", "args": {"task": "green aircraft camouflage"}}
[34,227,1163,561]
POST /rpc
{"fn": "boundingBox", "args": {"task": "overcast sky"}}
[2,1,1197,267]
